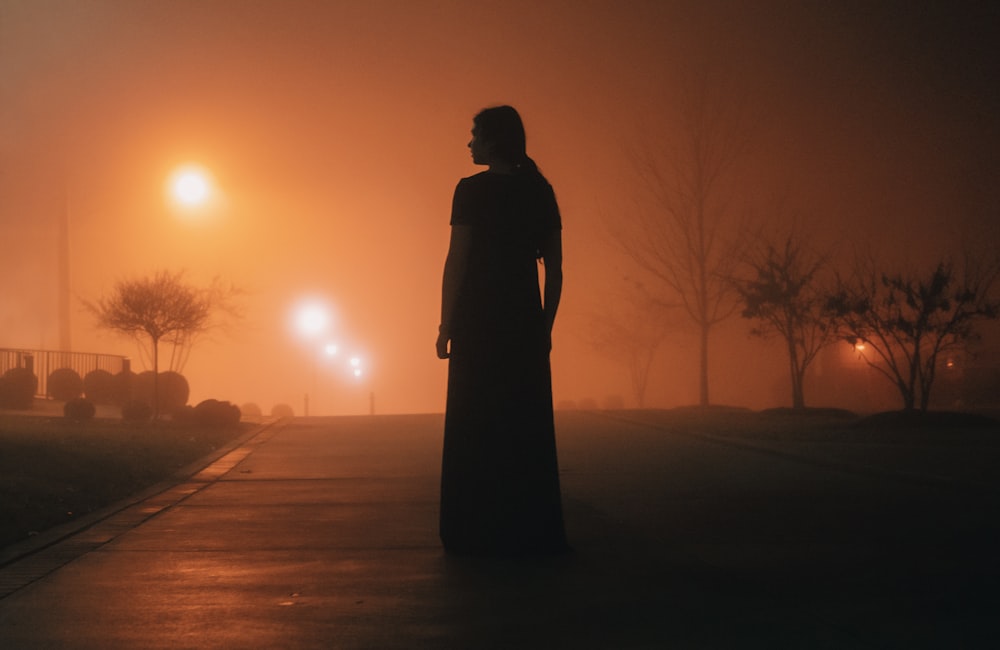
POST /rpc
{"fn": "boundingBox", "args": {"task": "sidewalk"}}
[1,411,997,648]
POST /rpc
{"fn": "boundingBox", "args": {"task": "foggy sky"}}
[2,0,998,414]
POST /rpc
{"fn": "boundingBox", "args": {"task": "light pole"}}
[293,299,332,416]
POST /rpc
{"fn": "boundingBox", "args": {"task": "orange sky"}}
[2,1,998,414]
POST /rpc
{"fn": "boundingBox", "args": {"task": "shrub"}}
[194,399,241,427]
[111,370,136,406]
[83,369,116,404]
[48,368,83,401]
[0,368,37,410]
[121,400,153,423]
[133,371,156,407]
[158,371,190,413]
[271,403,294,418]
[171,404,197,424]
[133,371,190,413]
[241,402,262,417]
[64,397,96,422]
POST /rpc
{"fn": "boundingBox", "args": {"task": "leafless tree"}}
[588,279,676,408]
[827,252,1000,412]
[735,232,837,409]
[85,270,242,415]
[614,70,753,406]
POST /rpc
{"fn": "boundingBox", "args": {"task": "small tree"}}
[613,67,753,406]
[588,279,676,408]
[735,233,837,409]
[827,253,1000,412]
[85,270,240,416]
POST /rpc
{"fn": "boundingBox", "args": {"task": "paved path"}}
[1,411,998,648]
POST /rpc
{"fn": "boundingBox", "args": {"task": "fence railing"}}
[0,348,129,398]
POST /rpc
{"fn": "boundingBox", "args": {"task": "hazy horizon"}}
[3,1,998,415]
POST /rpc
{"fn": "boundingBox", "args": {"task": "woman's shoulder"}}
[457,171,494,187]
[454,172,501,200]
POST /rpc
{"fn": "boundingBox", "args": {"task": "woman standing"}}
[436,106,567,556]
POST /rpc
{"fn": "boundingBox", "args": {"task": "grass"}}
[599,404,1000,444]
[0,406,255,550]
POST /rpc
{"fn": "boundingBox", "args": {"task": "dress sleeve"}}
[450,179,472,227]
[542,181,562,231]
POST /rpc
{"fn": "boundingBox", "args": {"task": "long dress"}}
[440,170,568,556]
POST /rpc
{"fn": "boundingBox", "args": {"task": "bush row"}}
[62,396,243,427]
[43,368,191,409]
[4,367,295,421]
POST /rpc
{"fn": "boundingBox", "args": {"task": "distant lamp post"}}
[292,299,334,416]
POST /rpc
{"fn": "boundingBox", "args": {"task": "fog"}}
[2,1,998,415]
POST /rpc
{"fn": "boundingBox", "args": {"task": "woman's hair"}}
[473,105,540,174]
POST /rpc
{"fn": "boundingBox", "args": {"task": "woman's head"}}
[471,105,528,167]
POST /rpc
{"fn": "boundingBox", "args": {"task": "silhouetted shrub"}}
[241,402,262,417]
[111,370,136,406]
[121,400,153,423]
[64,397,96,422]
[171,404,197,424]
[271,403,294,418]
[83,369,116,404]
[194,399,241,427]
[132,371,190,413]
[0,368,37,410]
[133,371,156,406]
[47,368,83,401]
[158,371,190,412]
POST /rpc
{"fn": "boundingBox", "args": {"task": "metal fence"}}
[0,348,129,398]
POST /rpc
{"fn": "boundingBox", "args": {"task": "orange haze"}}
[2,1,998,414]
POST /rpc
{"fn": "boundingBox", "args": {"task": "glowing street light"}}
[290,299,335,416]
[166,164,215,210]
[294,301,332,339]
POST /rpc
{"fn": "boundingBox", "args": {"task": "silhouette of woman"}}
[437,106,568,556]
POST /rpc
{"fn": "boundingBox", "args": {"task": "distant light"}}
[353,368,362,378]
[325,343,339,356]
[294,302,330,338]
[168,165,213,207]
[350,357,361,368]
[854,342,866,352]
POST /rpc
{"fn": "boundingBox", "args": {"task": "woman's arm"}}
[541,228,563,348]
[437,225,472,359]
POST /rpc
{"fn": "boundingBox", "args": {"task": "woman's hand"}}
[436,329,451,359]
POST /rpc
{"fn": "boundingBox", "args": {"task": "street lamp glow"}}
[298,305,330,337]
[294,301,331,339]
[168,165,213,208]
[325,343,339,356]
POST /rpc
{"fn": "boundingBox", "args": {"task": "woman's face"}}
[468,126,493,166]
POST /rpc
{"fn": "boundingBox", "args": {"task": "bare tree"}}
[588,279,676,408]
[827,252,1000,412]
[85,270,241,416]
[614,71,752,406]
[735,232,837,409]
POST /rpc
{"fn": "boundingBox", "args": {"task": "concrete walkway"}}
[1,411,998,649]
